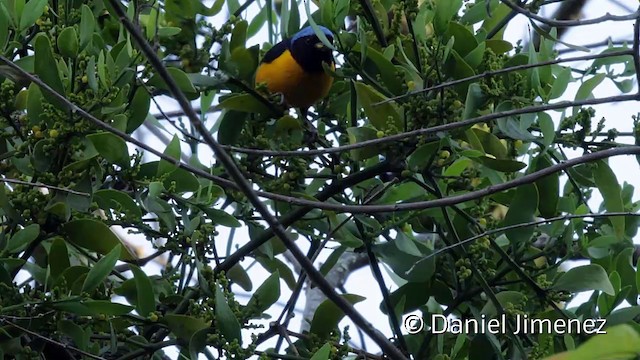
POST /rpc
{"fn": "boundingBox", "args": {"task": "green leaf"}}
[353,45,403,95]
[227,264,252,291]
[164,168,200,193]
[130,264,155,317]
[474,156,527,172]
[538,111,555,148]
[163,314,211,341]
[147,67,198,100]
[502,183,538,244]
[215,285,242,344]
[34,34,65,108]
[189,327,215,360]
[549,325,640,360]
[446,22,478,55]
[434,0,462,35]
[230,20,248,50]
[127,87,151,133]
[485,39,512,54]
[157,134,181,176]
[594,160,625,239]
[87,132,129,167]
[82,244,121,293]
[573,73,605,115]
[49,237,70,280]
[310,294,365,338]
[57,27,79,58]
[549,66,572,100]
[480,2,510,39]
[310,343,332,360]
[531,155,559,218]
[94,189,142,219]
[217,110,248,145]
[79,5,95,49]
[462,83,485,120]
[346,126,379,161]
[202,208,241,228]
[19,0,47,32]
[58,320,88,350]
[217,93,273,115]
[354,82,402,131]
[407,142,441,172]
[256,256,296,289]
[82,300,134,315]
[552,264,615,295]
[26,83,43,125]
[5,223,39,253]
[246,270,280,316]
[63,219,135,260]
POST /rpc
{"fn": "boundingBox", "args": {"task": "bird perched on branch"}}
[254,25,335,117]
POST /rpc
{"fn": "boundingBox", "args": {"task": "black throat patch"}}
[288,36,334,73]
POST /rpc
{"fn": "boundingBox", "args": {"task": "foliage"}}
[0,0,639,359]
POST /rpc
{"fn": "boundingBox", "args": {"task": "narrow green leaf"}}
[215,285,242,344]
[157,134,181,176]
[310,343,332,360]
[130,264,155,317]
[34,34,65,107]
[81,244,121,293]
[310,294,365,338]
[594,160,625,239]
[5,223,39,253]
[573,73,605,115]
[502,183,538,244]
[246,270,280,315]
[49,237,70,280]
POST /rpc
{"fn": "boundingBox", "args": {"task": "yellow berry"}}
[376,131,385,138]
[43,5,49,13]
[32,125,40,132]
[49,129,59,138]
[81,75,88,83]
[439,150,450,159]
[34,130,43,139]
[515,139,523,148]
[149,313,159,322]
[407,81,415,90]
[478,218,487,227]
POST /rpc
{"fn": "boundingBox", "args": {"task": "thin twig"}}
[0,177,90,196]
[500,0,639,27]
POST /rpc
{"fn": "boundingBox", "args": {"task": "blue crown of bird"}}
[254,26,335,115]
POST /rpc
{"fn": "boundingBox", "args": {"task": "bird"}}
[254,25,335,117]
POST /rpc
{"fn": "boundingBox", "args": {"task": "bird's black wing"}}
[260,38,291,63]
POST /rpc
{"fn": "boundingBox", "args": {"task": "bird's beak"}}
[314,42,331,51]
